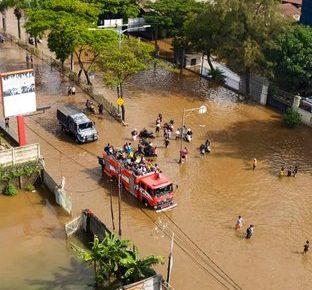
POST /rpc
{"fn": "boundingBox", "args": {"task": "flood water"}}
[1,22,312,290]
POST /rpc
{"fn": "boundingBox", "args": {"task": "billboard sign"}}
[0,69,36,118]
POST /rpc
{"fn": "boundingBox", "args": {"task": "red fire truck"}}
[98,152,177,212]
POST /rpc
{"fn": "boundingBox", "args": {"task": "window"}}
[79,122,93,130]
[191,58,197,66]
[154,184,173,197]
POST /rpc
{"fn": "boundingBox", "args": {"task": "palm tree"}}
[13,6,22,39]
[0,0,14,32]
[120,247,163,285]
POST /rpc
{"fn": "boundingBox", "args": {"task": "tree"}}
[269,24,312,96]
[98,37,154,99]
[97,0,140,21]
[145,0,203,69]
[218,0,288,95]
[24,0,117,84]
[120,247,163,285]
[13,6,22,39]
[72,234,130,287]
[0,0,15,32]
[184,1,231,72]
[72,233,162,287]
[47,19,77,68]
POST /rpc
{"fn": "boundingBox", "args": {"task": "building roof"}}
[280,3,301,20]
[282,0,302,6]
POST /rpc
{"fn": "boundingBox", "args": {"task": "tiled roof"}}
[282,0,302,6]
[280,3,301,20]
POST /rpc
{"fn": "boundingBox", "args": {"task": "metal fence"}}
[2,32,121,122]
[0,143,40,167]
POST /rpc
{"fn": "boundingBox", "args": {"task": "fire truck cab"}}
[99,152,177,212]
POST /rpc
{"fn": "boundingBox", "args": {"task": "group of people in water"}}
[104,142,160,176]
[235,216,254,239]
[131,113,211,161]
[235,215,309,253]
[279,165,298,177]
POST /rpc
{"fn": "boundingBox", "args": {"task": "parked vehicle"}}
[98,152,177,212]
[57,104,98,143]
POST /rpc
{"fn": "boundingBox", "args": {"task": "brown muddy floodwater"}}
[1,39,312,290]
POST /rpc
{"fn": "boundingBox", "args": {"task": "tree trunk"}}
[179,47,185,74]
[2,12,6,32]
[83,69,92,86]
[207,52,214,72]
[200,52,205,76]
[119,83,123,98]
[154,25,158,48]
[78,69,82,81]
[17,18,21,39]
[70,52,74,72]
[245,67,251,96]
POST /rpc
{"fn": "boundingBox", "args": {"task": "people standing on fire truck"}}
[104,143,111,154]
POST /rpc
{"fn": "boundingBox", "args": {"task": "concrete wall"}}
[297,108,312,127]
[240,74,269,105]
[43,170,72,215]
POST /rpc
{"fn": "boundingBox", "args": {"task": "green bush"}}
[208,68,226,84]
[25,184,35,192]
[283,108,301,128]
[0,162,42,183]
[3,183,17,196]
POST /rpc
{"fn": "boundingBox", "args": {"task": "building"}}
[300,0,312,25]
[281,0,302,21]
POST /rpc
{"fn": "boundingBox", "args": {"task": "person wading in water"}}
[303,241,309,254]
[246,225,254,239]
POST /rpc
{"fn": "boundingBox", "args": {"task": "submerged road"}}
[1,14,312,290]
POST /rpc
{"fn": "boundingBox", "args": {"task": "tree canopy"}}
[97,0,140,21]
[184,1,232,71]
[144,0,203,38]
[98,37,154,96]
[269,24,312,96]
[72,233,163,287]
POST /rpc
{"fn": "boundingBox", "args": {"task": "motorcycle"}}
[175,127,192,142]
[139,129,155,139]
[86,100,96,114]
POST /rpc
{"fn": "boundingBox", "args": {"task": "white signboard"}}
[1,70,36,117]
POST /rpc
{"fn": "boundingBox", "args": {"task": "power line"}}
[24,117,243,289]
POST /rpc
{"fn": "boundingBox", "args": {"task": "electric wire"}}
[24,119,243,289]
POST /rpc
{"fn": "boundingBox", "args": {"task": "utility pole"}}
[166,233,175,285]
[109,179,115,231]
[179,109,185,164]
[118,167,122,237]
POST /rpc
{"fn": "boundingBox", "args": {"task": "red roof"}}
[280,3,301,20]
[282,0,302,6]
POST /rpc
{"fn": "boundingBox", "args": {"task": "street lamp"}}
[179,105,207,163]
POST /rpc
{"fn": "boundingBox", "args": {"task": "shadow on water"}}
[26,257,93,290]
